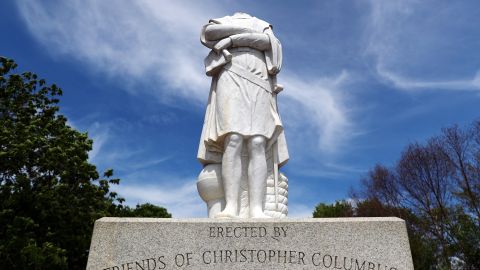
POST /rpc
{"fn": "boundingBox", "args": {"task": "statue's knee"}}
[225,133,243,149]
[249,136,266,154]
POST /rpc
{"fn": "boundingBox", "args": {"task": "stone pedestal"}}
[87,217,413,270]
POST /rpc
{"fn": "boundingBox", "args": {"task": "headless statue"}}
[197,12,289,218]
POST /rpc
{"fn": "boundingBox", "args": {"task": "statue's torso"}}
[213,14,271,81]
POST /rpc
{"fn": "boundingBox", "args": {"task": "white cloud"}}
[281,70,352,153]
[366,0,480,91]
[113,180,205,218]
[128,157,172,171]
[16,0,222,102]
[376,66,480,91]
[86,122,110,163]
[288,203,313,218]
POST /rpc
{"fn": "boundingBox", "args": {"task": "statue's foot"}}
[215,209,237,219]
[250,211,272,219]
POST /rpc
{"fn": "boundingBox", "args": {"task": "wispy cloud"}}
[288,203,313,218]
[128,157,172,171]
[113,180,205,217]
[376,66,480,91]
[16,0,222,102]
[293,162,367,179]
[281,70,353,153]
[365,0,480,92]
[85,122,110,163]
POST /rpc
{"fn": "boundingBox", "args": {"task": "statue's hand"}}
[274,84,284,94]
[213,37,232,54]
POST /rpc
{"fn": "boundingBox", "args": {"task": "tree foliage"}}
[118,203,172,218]
[313,200,353,218]
[0,57,170,269]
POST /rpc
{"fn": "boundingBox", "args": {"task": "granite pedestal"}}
[87,217,413,270]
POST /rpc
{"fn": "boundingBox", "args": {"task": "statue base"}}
[87,217,413,270]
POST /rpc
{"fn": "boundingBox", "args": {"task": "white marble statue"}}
[196,12,289,219]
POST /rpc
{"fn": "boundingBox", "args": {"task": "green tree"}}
[119,203,171,218]
[312,200,353,218]
[0,57,123,269]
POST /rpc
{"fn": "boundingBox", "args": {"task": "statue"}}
[196,12,289,218]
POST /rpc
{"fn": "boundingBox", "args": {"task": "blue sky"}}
[1,0,479,217]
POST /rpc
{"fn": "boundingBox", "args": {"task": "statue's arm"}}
[204,24,254,41]
[263,27,282,75]
[212,33,271,53]
[230,33,271,51]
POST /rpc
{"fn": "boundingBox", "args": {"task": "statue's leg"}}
[247,135,270,218]
[215,132,243,218]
